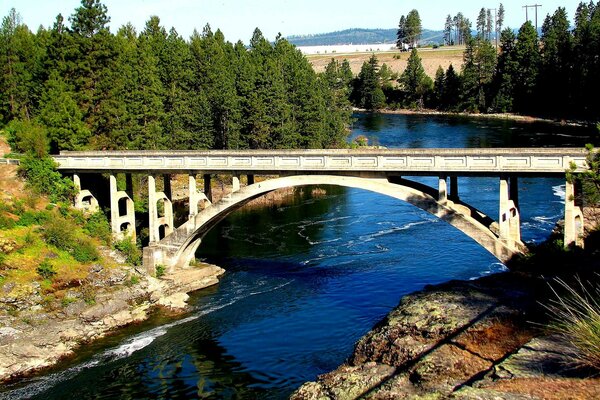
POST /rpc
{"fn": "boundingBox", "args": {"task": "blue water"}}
[1,113,592,399]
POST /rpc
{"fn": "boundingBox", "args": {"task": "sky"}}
[2,0,581,43]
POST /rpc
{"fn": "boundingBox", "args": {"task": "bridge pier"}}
[564,180,584,248]
[232,174,240,193]
[73,174,99,213]
[449,176,459,201]
[148,175,174,244]
[498,175,521,249]
[109,174,136,241]
[438,175,448,204]
[188,174,211,220]
[203,174,213,203]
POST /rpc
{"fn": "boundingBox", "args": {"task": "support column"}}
[163,174,172,199]
[73,174,99,212]
[449,176,459,201]
[189,174,199,219]
[247,174,255,186]
[148,175,158,244]
[232,174,240,193]
[499,175,520,249]
[148,175,174,243]
[203,174,212,203]
[109,174,136,241]
[564,180,585,248]
[438,175,448,204]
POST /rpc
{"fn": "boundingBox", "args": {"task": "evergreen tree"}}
[477,8,487,39]
[396,15,407,49]
[38,71,90,152]
[405,10,422,47]
[0,9,38,122]
[444,15,454,45]
[69,0,110,38]
[512,21,540,114]
[355,55,386,111]
[442,64,461,110]
[491,28,518,112]
[399,48,431,108]
[461,38,497,112]
[433,66,445,108]
[497,3,505,33]
[397,10,422,48]
[538,7,572,116]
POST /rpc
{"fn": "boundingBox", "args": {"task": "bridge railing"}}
[53,148,588,175]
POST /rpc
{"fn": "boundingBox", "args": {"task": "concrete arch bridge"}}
[53,149,588,272]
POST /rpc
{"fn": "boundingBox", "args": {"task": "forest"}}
[0,1,352,155]
[352,2,600,123]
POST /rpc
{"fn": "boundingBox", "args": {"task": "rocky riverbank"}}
[291,271,600,400]
[0,261,224,383]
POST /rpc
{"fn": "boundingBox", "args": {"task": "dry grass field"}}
[307,47,466,78]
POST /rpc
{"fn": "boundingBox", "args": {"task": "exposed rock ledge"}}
[291,272,600,400]
[0,264,224,383]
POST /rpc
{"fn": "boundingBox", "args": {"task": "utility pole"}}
[523,4,542,32]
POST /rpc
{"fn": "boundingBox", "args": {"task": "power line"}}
[523,4,542,32]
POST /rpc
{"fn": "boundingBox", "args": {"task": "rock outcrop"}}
[0,264,224,382]
[291,272,597,400]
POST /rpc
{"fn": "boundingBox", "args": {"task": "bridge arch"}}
[155,175,524,270]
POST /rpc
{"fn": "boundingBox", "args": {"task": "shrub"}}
[72,239,100,263]
[16,210,51,227]
[0,214,15,229]
[18,155,76,203]
[37,259,57,280]
[544,276,600,371]
[155,264,166,278]
[114,238,142,266]
[43,216,76,250]
[84,211,112,244]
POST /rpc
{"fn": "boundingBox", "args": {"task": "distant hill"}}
[286,28,445,47]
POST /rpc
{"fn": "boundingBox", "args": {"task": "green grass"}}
[544,275,600,371]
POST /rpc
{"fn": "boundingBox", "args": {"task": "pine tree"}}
[513,21,540,114]
[538,7,572,116]
[477,8,487,39]
[444,15,454,45]
[0,9,38,122]
[491,28,518,112]
[399,48,431,108]
[396,15,407,49]
[356,55,386,111]
[442,64,461,110]
[433,66,445,108]
[461,38,497,112]
[38,70,90,152]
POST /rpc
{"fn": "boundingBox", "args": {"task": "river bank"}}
[291,269,600,400]
[355,108,595,129]
[0,257,224,383]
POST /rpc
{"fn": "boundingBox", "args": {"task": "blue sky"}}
[3,0,580,42]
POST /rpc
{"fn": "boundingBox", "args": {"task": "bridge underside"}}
[143,174,528,271]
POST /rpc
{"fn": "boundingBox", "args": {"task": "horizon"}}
[3,0,577,43]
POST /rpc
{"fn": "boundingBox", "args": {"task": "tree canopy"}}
[0,2,351,153]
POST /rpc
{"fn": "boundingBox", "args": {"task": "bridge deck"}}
[54,148,588,176]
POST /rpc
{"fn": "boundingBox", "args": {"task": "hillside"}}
[286,28,444,46]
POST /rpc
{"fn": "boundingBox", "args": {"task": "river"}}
[1,113,595,399]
